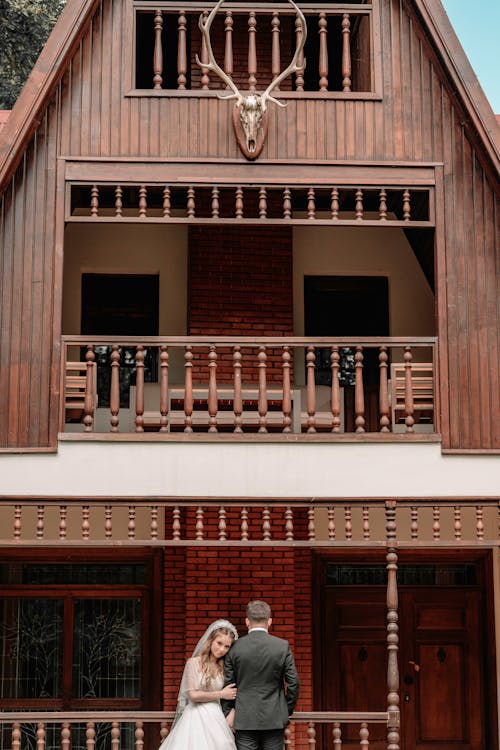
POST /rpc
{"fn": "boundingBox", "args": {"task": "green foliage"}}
[0,0,65,109]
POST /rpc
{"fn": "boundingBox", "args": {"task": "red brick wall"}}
[162,546,313,712]
[188,225,293,383]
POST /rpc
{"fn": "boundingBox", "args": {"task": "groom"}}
[223,600,300,750]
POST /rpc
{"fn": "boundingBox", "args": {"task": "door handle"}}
[408,660,420,672]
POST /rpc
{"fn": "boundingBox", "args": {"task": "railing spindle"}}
[12,724,21,750]
[83,345,95,432]
[403,189,411,221]
[110,344,120,432]
[355,188,363,220]
[163,186,171,217]
[432,505,440,541]
[386,501,400,750]
[295,15,305,91]
[379,345,390,432]
[86,722,95,750]
[184,345,193,433]
[308,507,315,540]
[410,506,418,540]
[105,505,113,539]
[59,505,67,540]
[258,346,268,433]
[153,10,164,89]
[82,505,90,540]
[235,186,244,218]
[187,186,195,218]
[61,723,71,750]
[328,506,336,539]
[196,506,204,540]
[318,13,328,91]
[128,506,136,539]
[331,346,341,432]
[248,11,257,91]
[307,721,316,748]
[177,11,187,89]
[271,12,281,86]
[259,187,267,218]
[307,187,316,219]
[342,13,352,92]
[331,187,339,219]
[241,506,249,540]
[354,346,365,432]
[115,185,123,216]
[233,345,243,433]
[306,345,316,433]
[208,345,218,432]
[200,11,210,89]
[379,188,387,220]
[476,506,484,541]
[135,345,145,432]
[224,11,234,79]
[219,506,227,540]
[345,505,352,540]
[282,346,292,433]
[362,506,370,540]
[111,722,120,750]
[360,722,369,749]
[36,722,45,750]
[403,346,415,432]
[36,505,45,539]
[283,187,292,219]
[160,345,169,432]
[139,185,147,218]
[159,722,169,743]
[135,721,144,750]
[454,505,462,540]
[285,506,294,540]
[172,506,181,540]
[90,184,99,216]
[262,506,271,540]
[333,723,342,749]
[150,505,159,540]
[211,186,220,218]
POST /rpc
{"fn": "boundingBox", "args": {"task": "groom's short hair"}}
[246,600,272,623]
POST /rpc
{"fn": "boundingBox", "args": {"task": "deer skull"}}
[196,0,307,160]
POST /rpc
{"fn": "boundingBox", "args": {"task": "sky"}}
[440,0,500,114]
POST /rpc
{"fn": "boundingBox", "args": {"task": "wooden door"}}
[320,585,485,750]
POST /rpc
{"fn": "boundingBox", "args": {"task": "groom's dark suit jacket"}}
[223,629,300,730]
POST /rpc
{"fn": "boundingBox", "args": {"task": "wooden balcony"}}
[61,336,438,440]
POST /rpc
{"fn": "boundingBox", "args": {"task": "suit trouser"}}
[235,729,284,750]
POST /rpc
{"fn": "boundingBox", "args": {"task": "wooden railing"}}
[60,336,437,438]
[1,498,497,547]
[134,3,373,95]
[0,711,389,750]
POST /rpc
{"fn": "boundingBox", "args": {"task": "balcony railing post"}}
[386,500,401,750]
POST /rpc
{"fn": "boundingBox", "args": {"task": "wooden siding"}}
[0,0,499,449]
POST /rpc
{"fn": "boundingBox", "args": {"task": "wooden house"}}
[0,0,499,747]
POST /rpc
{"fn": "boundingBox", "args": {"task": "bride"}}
[159,619,239,750]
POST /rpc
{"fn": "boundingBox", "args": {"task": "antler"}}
[196,0,243,105]
[260,0,307,110]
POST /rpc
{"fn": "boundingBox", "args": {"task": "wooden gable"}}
[0,0,499,450]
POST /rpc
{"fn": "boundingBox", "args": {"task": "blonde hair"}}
[198,627,235,688]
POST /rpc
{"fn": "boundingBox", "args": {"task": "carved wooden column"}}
[271,12,281,86]
[200,11,210,89]
[248,12,257,91]
[224,11,234,80]
[386,499,400,750]
[342,13,352,92]
[295,14,305,91]
[318,12,328,91]
[153,9,164,89]
[177,10,187,89]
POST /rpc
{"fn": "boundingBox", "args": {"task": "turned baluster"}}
[172,506,181,540]
[86,722,95,750]
[14,504,22,540]
[283,187,292,219]
[476,506,484,541]
[285,507,294,540]
[271,12,281,87]
[59,505,67,540]
[184,346,193,433]
[36,723,45,750]
[354,346,365,432]
[258,346,268,433]
[153,9,164,89]
[284,726,292,747]
[318,13,328,91]
[211,186,220,218]
[379,345,390,432]
[208,345,218,432]
[454,506,462,540]
[403,189,411,221]
[105,505,113,539]
[150,505,159,540]
[200,11,210,89]
[37,505,45,539]
[307,722,316,749]
[379,188,388,220]
[163,186,171,217]
[139,185,147,218]
[295,15,305,91]
[135,721,144,750]
[83,345,95,432]
[307,187,316,219]
[410,506,418,540]
[355,188,363,220]
[235,186,244,218]
[82,505,90,540]
[306,346,316,432]
[90,184,99,216]
[308,507,315,540]
[344,505,352,539]
[282,346,292,433]
[328,506,336,539]
[110,344,120,432]
[159,345,169,432]
[177,11,187,89]
[128,506,136,539]
[433,505,440,541]
[386,521,400,750]
[224,11,234,81]
[362,506,370,539]
[342,13,352,92]
[233,346,243,433]
[196,506,204,540]
[61,725,71,750]
[332,723,342,749]
[111,723,120,750]
[331,187,339,219]
[219,506,227,540]
[241,506,249,540]
[403,346,415,432]
[115,185,123,217]
[135,345,145,432]
[259,187,267,218]
[187,186,195,218]
[12,724,21,750]
[262,507,271,540]
[248,12,257,91]
[159,723,169,743]
[330,346,341,432]
[360,723,369,750]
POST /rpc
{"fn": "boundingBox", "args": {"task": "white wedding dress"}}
[159,657,237,750]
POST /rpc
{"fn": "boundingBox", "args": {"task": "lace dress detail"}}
[159,658,236,750]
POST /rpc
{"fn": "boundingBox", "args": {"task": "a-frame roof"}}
[0,0,499,193]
